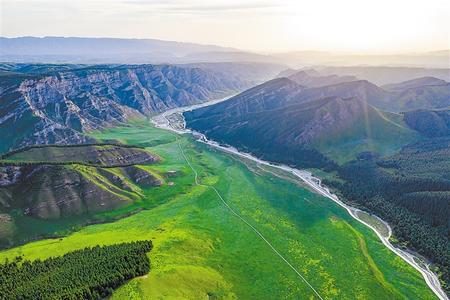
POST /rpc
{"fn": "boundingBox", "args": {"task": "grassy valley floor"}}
[0,120,437,299]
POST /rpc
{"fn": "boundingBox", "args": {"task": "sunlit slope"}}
[185,94,419,165]
[309,99,419,163]
[0,122,435,299]
[0,144,161,246]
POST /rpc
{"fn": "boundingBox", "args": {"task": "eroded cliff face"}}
[0,164,161,219]
[0,145,162,220]
[0,64,247,152]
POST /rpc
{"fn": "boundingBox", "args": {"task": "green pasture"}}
[0,120,436,299]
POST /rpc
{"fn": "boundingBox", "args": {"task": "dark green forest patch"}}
[0,240,152,299]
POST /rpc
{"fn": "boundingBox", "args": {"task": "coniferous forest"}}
[325,138,450,292]
[0,240,152,299]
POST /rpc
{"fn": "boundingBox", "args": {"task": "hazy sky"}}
[1,0,449,53]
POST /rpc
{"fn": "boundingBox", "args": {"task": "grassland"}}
[0,120,437,299]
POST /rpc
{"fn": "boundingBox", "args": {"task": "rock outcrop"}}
[0,64,252,152]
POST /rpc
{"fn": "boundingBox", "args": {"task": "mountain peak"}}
[287,70,359,88]
[382,76,449,92]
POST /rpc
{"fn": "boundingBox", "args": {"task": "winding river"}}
[151,97,448,300]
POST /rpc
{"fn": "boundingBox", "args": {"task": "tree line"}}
[325,152,450,294]
[0,240,152,299]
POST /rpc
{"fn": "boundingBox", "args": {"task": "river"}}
[151,97,448,300]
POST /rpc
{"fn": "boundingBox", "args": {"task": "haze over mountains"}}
[273,50,450,69]
[277,69,450,112]
[1,37,449,69]
[0,37,240,64]
[317,66,450,85]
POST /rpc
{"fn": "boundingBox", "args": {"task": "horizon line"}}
[1,35,449,56]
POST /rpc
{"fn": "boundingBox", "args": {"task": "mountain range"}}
[184,73,450,292]
[273,50,450,69]
[185,75,450,162]
[0,37,238,64]
[277,70,450,112]
[1,37,449,69]
[316,66,450,85]
[0,63,282,153]
[283,69,358,87]
[184,78,420,166]
[0,58,449,294]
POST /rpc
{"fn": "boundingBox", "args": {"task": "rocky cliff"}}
[0,64,256,152]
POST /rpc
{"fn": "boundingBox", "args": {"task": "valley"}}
[158,99,447,299]
[183,77,450,297]
[1,1,450,298]
[0,120,439,299]
[0,62,448,299]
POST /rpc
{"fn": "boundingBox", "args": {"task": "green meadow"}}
[0,120,436,299]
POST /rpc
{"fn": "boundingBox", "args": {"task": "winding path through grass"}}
[153,100,447,300]
[176,138,325,300]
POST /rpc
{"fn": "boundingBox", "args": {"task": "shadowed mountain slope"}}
[404,109,450,137]
[287,70,358,87]
[185,79,418,165]
[382,76,448,92]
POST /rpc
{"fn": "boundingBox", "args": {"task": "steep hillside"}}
[181,62,285,85]
[404,109,450,137]
[0,64,257,152]
[297,80,392,111]
[187,77,305,118]
[318,66,450,85]
[2,144,159,166]
[294,77,449,112]
[185,93,417,165]
[382,76,448,92]
[287,70,358,87]
[389,83,450,112]
[0,144,162,246]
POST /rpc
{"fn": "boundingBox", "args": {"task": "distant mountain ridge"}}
[273,50,450,68]
[273,71,450,112]
[296,79,391,110]
[317,66,450,85]
[2,37,449,68]
[286,70,359,87]
[0,36,279,64]
[382,76,449,92]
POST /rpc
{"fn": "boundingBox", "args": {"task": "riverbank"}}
[152,102,448,300]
